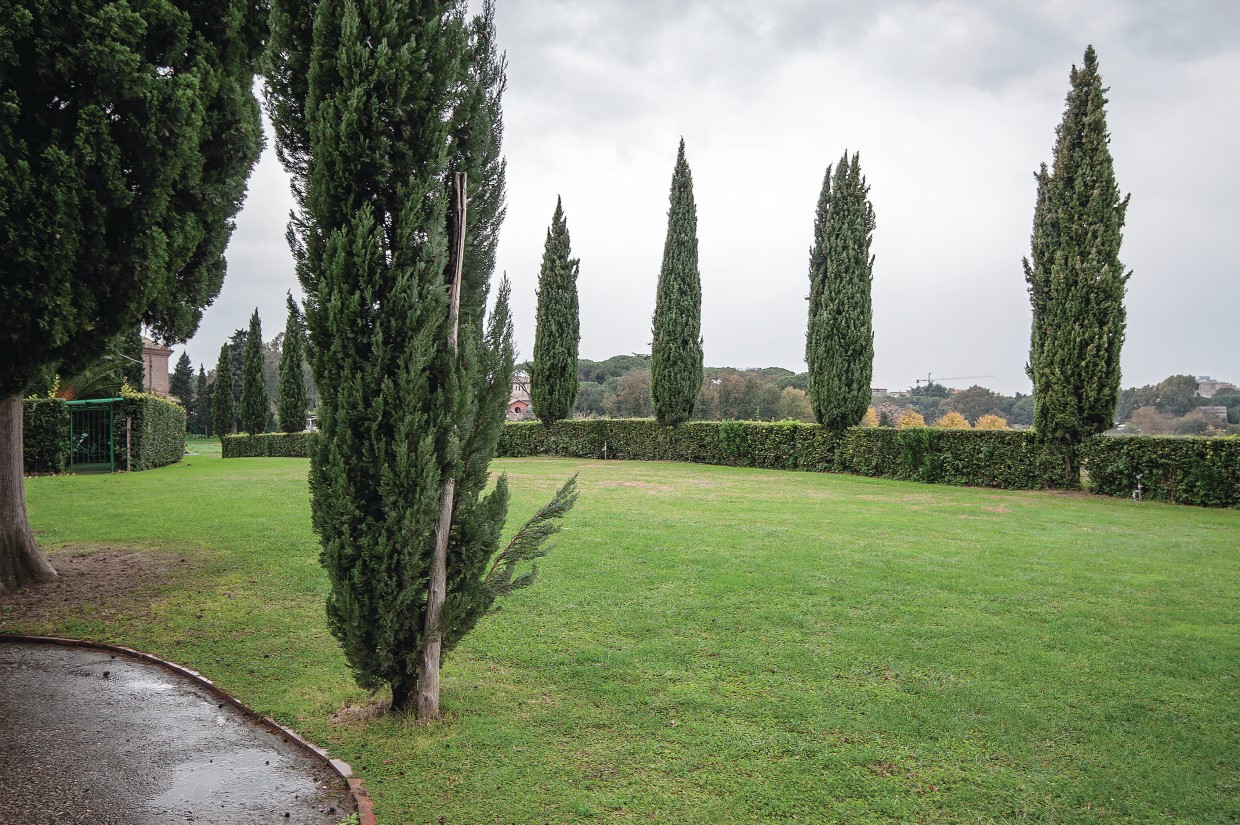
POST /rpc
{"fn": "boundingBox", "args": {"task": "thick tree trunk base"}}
[0,394,58,593]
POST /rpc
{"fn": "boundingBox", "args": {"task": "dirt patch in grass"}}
[0,546,192,628]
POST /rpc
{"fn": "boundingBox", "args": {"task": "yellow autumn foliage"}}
[898,410,926,429]
[862,406,879,427]
[936,411,971,429]
[975,414,1009,430]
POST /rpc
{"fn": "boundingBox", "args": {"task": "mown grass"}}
[12,452,1240,823]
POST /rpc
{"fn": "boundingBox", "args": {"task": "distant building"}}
[870,387,889,397]
[1196,376,1237,398]
[1198,406,1229,424]
[141,338,172,395]
[508,370,532,420]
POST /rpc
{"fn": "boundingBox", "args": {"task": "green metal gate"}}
[67,399,121,474]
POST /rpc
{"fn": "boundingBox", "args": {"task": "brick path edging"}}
[0,633,376,825]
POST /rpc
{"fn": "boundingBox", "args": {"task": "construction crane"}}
[914,373,993,389]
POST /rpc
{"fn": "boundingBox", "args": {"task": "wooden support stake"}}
[417,171,467,720]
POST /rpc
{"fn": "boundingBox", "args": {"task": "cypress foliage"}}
[651,138,703,427]
[212,344,237,436]
[277,294,308,433]
[267,0,574,715]
[196,366,211,436]
[805,152,876,430]
[531,198,581,423]
[1025,46,1129,483]
[239,309,267,434]
[170,352,196,408]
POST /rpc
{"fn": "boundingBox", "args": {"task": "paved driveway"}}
[0,641,354,825]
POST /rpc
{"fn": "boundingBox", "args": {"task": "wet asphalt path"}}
[0,642,353,825]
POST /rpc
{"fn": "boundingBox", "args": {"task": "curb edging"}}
[0,633,377,825]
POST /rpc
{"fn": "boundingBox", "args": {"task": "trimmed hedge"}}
[217,418,1239,507]
[222,431,316,458]
[1084,435,1240,508]
[118,392,187,471]
[22,398,70,474]
[497,419,1073,491]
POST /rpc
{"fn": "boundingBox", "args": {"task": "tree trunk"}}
[416,171,467,721]
[0,394,58,593]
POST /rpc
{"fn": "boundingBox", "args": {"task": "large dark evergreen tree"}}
[650,139,703,427]
[212,344,237,437]
[239,309,267,434]
[0,0,264,592]
[531,198,580,423]
[266,0,575,718]
[170,352,196,406]
[196,365,211,436]
[277,294,308,432]
[806,152,875,430]
[1025,46,1129,483]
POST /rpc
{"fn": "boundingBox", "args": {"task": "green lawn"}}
[11,454,1239,823]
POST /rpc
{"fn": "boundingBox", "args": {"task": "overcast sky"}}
[182,0,1240,396]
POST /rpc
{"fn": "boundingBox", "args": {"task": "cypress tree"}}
[1025,46,1129,483]
[170,352,196,408]
[651,138,703,427]
[531,198,581,423]
[805,152,876,430]
[277,294,308,432]
[0,0,264,592]
[196,366,211,436]
[239,309,267,434]
[212,344,237,437]
[266,0,575,717]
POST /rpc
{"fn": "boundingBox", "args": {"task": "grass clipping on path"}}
[14,453,1240,824]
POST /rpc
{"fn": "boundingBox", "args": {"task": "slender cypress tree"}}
[266,0,575,717]
[196,366,211,436]
[239,309,267,434]
[212,344,237,436]
[0,0,263,592]
[531,198,581,423]
[1025,46,1129,483]
[806,152,876,430]
[277,294,308,432]
[651,138,703,427]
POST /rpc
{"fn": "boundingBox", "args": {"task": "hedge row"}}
[497,419,1074,490]
[215,419,1238,508]
[21,394,185,473]
[221,431,316,458]
[22,399,71,473]
[1084,435,1240,508]
[120,392,186,471]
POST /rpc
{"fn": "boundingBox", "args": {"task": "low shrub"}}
[1083,435,1240,508]
[22,398,70,473]
[222,431,317,458]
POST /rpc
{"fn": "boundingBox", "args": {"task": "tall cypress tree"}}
[531,197,580,423]
[212,343,237,437]
[651,138,703,427]
[1025,46,1129,483]
[196,365,211,436]
[806,152,875,430]
[266,0,575,717]
[170,352,196,406]
[277,294,308,432]
[0,0,264,592]
[239,309,267,434]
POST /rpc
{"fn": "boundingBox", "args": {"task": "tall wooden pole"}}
[417,171,467,720]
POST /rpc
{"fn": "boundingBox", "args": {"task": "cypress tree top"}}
[240,309,267,434]
[651,138,703,427]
